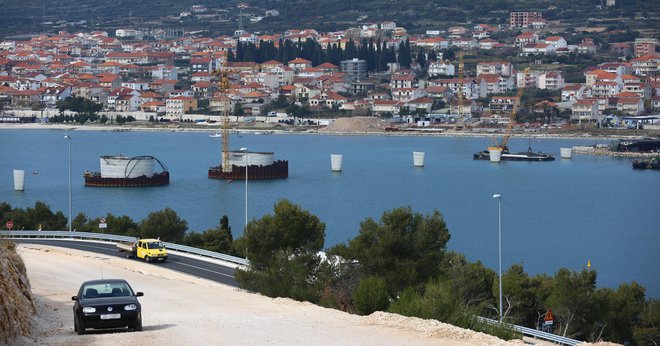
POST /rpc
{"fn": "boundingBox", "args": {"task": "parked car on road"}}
[72,279,143,334]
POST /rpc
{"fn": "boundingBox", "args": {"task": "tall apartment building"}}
[509,12,542,28]
[341,58,367,81]
[634,38,658,58]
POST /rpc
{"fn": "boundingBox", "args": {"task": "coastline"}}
[0,122,655,142]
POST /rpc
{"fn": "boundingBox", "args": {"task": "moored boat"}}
[632,157,660,170]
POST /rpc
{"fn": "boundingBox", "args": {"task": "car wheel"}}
[133,315,143,332]
[124,252,131,259]
[74,315,85,335]
[145,256,151,263]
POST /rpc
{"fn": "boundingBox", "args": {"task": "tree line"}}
[51,96,135,124]
[228,38,424,71]
[1,201,657,344]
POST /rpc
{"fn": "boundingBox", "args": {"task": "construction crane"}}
[489,67,529,152]
[457,51,465,121]
[211,68,232,173]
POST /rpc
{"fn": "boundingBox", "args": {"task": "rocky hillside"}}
[0,239,35,344]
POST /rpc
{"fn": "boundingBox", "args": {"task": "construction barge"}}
[84,155,170,187]
[208,150,288,180]
[473,148,555,161]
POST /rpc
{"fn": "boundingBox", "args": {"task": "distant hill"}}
[0,0,656,38]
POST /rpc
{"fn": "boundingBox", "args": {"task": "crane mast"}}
[212,69,232,173]
[491,67,529,151]
[457,51,465,121]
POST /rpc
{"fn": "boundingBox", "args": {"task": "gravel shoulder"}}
[16,244,524,346]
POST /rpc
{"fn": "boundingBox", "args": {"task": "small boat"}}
[209,132,222,138]
[632,157,660,170]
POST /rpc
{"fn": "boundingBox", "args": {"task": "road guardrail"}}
[1,230,250,267]
[475,316,581,346]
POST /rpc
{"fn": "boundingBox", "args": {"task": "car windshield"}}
[147,241,164,249]
[82,282,133,299]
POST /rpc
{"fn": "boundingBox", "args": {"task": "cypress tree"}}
[277,38,285,62]
[428,50,438,62]
[345,39,357,60]
[367,40,376,72]
[358,39,368,62]
[377,42,388,71]
[417,50,426,69]
[236,42,244,62]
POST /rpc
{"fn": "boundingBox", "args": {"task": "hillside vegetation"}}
[0,0,656,38]
[0,239,35,344]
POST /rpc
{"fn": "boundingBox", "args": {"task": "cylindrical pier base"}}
[560,148,573,159]
[13,169,25,191]
[331,154,343,172]
[413,152,425,167]
[489,149,502,163]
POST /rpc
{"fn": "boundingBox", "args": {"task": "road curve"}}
[16,239,238,287]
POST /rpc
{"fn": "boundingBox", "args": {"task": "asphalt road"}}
[17,239,238,287]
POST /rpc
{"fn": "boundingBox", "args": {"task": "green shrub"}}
[352,276,389,315]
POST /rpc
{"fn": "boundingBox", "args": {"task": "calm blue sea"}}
[1,129,658,297]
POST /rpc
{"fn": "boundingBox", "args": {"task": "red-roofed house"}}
[515,32,538,47]
[309,91,347,109]
[631,55,659,76]
[585,69,622,87]
[572,99,599,122]
[191,57,213,73]
[287,58,312,72]
[166,96,197,118]
[140,100,166,113]
[612,96,645,115]
[522,43,555,55]
[405,97,434,113]
[489,96,519,114]
[544,36,567,49]
[371,99,402,114]
[477,61,514,77]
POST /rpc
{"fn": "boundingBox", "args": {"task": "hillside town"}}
[0,7,658,131]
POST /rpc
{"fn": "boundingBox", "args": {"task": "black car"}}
[72,279,143,334]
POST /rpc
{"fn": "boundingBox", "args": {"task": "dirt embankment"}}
[0,240,35,344]
[317,116,390,133]
[6,243,621,345]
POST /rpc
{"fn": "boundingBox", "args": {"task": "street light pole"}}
[493,193,502,323]
[240,148,248,231]
[64,134,72,232]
